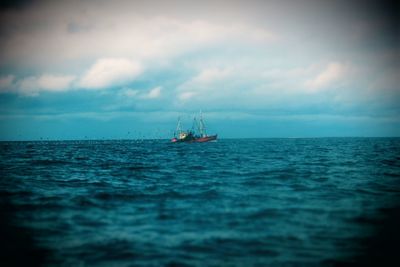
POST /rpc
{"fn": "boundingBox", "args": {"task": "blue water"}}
[1,138,400,266]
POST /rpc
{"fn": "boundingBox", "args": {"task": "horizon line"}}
[1,136,400,142]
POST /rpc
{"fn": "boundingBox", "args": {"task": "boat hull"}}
[194,135,217,142]
[171,135,217,143]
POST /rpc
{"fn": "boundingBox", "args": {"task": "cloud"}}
[190,67,233,84]
[143,86,162,99]
[173,62,353,110]
[305,62,346,92]
[178,67,235,96]
[0,75,15,92]
[117,86,162,100]
[175,65,277,109]
[176,64,302,106]
[175,66,250,104]
[178,91,197,101]
[118,88,139,98]
[0,57,143,95]
[18,74,76,96]
[175,67,232,106]
[0,1,277,72]
[79,58,143,89]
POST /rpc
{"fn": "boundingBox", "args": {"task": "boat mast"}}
[175,117,182,137]
[199,111,207,137]
[192,116,200,135]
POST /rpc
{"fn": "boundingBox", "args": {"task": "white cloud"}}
[0,75,15,92]
[79,58,143,89]
[0,58,142,96]
[174,62,351,109]
[175,66,261,107]
[118,88,139,98]
[178,91,197,101]
[0,1,277,72]
[191,67,233,84]
[117,86,162,100]
[178,67,234,96]
[305,62,346,92]
[144,86,162,99]
[37,74,76,91]
[18,74,75,96]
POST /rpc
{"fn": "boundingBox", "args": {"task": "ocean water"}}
[1,138,400,266]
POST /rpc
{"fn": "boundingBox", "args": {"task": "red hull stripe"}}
[171,135,217,143]
[194,135,217,142]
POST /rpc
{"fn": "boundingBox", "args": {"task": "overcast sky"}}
[0,0,398,140]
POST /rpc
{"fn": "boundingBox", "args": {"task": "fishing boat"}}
[171,113,217,143]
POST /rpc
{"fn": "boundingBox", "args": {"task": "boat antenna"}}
[199,110,207,137]
[191,116,198,134]
[175,117,182,137]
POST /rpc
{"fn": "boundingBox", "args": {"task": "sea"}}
[1,138,400,266]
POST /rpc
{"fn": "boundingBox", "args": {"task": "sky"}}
[0,0,398,140]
